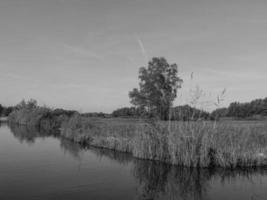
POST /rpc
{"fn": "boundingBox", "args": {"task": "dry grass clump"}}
[166,121,216,167]
[134,120,267,168]
[132,121,170,162]
[211,123,267,168]
[60,114,136,153]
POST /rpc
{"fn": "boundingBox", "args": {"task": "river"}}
[0,122,266,200]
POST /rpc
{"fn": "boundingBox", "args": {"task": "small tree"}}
[129,57,183,120]
[16,99,38,110]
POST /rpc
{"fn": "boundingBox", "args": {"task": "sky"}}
[0,0,267,113]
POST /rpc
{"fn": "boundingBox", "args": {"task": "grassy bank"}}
[8,105,267,168]
[61,116,267,168]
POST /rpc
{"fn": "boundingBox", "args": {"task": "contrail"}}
[135,35,148,62]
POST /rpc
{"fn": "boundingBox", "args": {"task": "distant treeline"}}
[171,105,210,120]
[111,105,210,121]
[211,97,267,119]
[0,104,14,117]
[81,112,111,118]
[3,96,267,120]
[112,97,267,120]
[112,107,146,118]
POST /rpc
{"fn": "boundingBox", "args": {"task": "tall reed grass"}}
[135,120,267,168]
[60,114,136,153]
[8,104,267,168]
[60,114,267,168]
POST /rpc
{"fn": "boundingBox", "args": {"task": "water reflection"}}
[0,119,7,127]
[133,161,267,200]
[8,124,267,200]
[9,123,58,144]
[9,123,84,159]
[90,147,134,165]
[60,138,84,160]
[133,161,210,200]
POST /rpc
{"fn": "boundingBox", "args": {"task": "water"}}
[0,123,266,200]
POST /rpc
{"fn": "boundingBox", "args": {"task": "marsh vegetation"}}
[8,101,267,168]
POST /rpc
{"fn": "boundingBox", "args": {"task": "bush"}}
[8,99,76,131]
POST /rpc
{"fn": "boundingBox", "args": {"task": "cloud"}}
[135,35,148,62]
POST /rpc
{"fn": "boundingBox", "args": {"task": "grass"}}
[8,106,267,168]
[60,115,267,168]
[60,114,137,153]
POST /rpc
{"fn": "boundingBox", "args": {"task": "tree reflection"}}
[132,161,267,200]
[60,138,84,160]
[89,147,133,165]
[132,160,212,200]
[9,124,84,160]
[9,123,58,144]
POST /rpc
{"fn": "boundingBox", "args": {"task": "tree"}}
[129,57,183,120]
[16,99,37,110]
[0,104,3,116]
[2,106,13,116]
[210,107,228,120]
[172,105,210,121]
[112,107,147,118]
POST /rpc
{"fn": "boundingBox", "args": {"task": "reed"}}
[60,114,136,153]
[59,114,267,168]
[8,105,267,168]
[133,120,267,168]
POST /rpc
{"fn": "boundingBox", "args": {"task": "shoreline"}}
[7,116,267,169]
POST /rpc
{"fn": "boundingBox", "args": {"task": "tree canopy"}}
[0,104,14,117]
[129,57,183,120]
[112,107,146,118]
[210,97,267,119]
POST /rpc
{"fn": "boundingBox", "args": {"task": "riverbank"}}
[8,105,267,168]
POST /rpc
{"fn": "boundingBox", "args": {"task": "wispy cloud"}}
[135,35,148,62]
